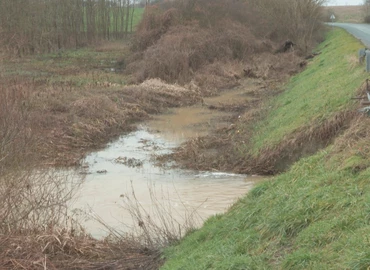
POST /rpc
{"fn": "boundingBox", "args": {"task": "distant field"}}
[323,5,364,23]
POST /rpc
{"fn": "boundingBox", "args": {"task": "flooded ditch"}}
[70,85,262,239]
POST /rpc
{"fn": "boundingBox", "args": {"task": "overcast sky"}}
[326,0,363,5]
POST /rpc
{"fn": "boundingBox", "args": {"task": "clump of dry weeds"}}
[128,21,273,86]
[0,227,162,270]
[127,0,322,89]
[244,110,357,174]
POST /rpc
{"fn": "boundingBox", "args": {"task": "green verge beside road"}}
[162,29,370,269]
[250,28,365,153]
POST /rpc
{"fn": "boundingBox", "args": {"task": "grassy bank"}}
[249,28,363,153]
[161,28,370,269]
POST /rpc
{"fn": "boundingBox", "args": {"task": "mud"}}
[147,89,252,142]
[168,85,357,175]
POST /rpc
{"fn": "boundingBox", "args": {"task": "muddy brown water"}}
[71,85,262,239]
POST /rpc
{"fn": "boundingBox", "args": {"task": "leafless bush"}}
[0,82,80,233]
[250,0,325,52]
[0,0,138,56]
[130,0,324,84]
[0,170,79,233]
[194,60,243,91]
[133,6,180,51]
[129,22,266,84]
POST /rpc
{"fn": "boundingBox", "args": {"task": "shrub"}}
[129,20,268,84]
[128,0,324,84]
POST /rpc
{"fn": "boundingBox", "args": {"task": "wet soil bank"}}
[166,75,358,175]
[169,109,357,175]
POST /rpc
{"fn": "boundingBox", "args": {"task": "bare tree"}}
[0,0,138,55]
[249,0,325,53]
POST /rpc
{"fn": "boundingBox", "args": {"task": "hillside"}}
[161,28,370,269]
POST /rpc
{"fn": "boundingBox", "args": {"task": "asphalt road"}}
[329,23,370,48]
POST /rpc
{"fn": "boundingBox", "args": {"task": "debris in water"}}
[115,156,144,167]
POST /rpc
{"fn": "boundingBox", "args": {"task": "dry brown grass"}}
[0,80,37,163]
[0,77,201,166]
[244,110,357,174]
[128,0,322,88]
[0,227,162,270]
[128,21,267,85]
[329,91,370,173]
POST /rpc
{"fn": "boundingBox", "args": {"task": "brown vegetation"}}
[0,228,162,269]
[0,0,138,56]
[2,77,201,166]
[127,0,325,86]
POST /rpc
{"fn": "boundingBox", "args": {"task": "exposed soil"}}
[166,97,357,175]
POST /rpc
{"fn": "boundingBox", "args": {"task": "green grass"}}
[131,7,145,30]
[79,7,144,33]
[162,149,370,269]
[161,29,370,269]
[250,29,367,153]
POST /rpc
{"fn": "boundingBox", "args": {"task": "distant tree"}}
[364,0,370,23]
[0,0,137,55]
[249,0,325,53]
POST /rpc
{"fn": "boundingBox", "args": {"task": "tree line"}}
[0,0,138,56]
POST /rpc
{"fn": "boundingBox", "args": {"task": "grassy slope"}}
[162,29,370,269]
[251,28,364,153]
